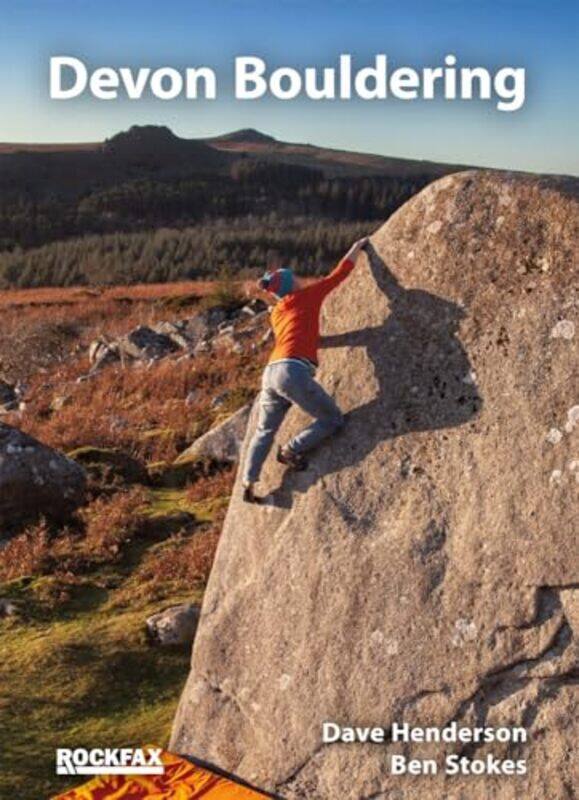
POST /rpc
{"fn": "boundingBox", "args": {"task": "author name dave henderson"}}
[321,722,528,776]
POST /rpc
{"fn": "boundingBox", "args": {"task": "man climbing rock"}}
[242,237,368,503]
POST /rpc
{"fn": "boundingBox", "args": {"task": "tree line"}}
[0,160,433,287]
[0,217,375,288]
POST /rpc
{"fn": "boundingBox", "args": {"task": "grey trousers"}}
[243,359,344,483]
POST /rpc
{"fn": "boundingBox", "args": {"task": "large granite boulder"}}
[0,423,86,529]
[171,171,578,799]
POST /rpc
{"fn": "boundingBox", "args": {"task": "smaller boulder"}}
[0,423,86,527]
[175,403,252,465]
[146,603,200,646]
[214,316,264,352]
[153,321,193,350]
[182,307,228,347]
[119,326,179,361]
[88,337,120,370]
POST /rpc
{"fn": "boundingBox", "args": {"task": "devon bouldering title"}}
[50,53,526,111]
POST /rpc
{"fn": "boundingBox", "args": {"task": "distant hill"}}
[209,128,278,145]
[0,125,230,199]
[0,124,466,183]
[208,128,467,178]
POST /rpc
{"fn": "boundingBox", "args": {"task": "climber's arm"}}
[313,237,369,298]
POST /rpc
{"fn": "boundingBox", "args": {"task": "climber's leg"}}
[243,375,291,485]
[276,361,344,455]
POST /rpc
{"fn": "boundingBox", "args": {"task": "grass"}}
[0,587,195,800]
[0,481,220,800]
[0,279,261,798]
[145,488,201,518]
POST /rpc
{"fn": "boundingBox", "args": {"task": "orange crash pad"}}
[51,746,272,799]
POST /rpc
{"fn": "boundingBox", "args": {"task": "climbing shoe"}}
[277,445,308,471]
[242,484,262,504]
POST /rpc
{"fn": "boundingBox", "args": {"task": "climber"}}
[242,236,369,503]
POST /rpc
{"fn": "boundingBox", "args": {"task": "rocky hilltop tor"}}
[102,124,228,169]
[171,170,578,799]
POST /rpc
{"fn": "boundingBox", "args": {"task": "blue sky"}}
[1,0,577,174]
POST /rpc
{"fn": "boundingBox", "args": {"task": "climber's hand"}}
[345,237,369,262]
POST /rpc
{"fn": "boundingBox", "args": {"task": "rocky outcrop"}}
[119,325,180,360]
[174,404,252,466]
[0,423,86,528]
[183,306,229,346]
[171,171,578,799]
[88,337,120,371]
[85,301,268,376]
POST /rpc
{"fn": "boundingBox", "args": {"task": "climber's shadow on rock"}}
[268,243,483,508]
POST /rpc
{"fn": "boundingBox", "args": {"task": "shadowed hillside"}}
[0,126,466,287]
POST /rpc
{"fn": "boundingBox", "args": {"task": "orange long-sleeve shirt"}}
[268,258,355,365]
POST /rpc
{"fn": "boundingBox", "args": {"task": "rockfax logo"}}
[56,747,164,775]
